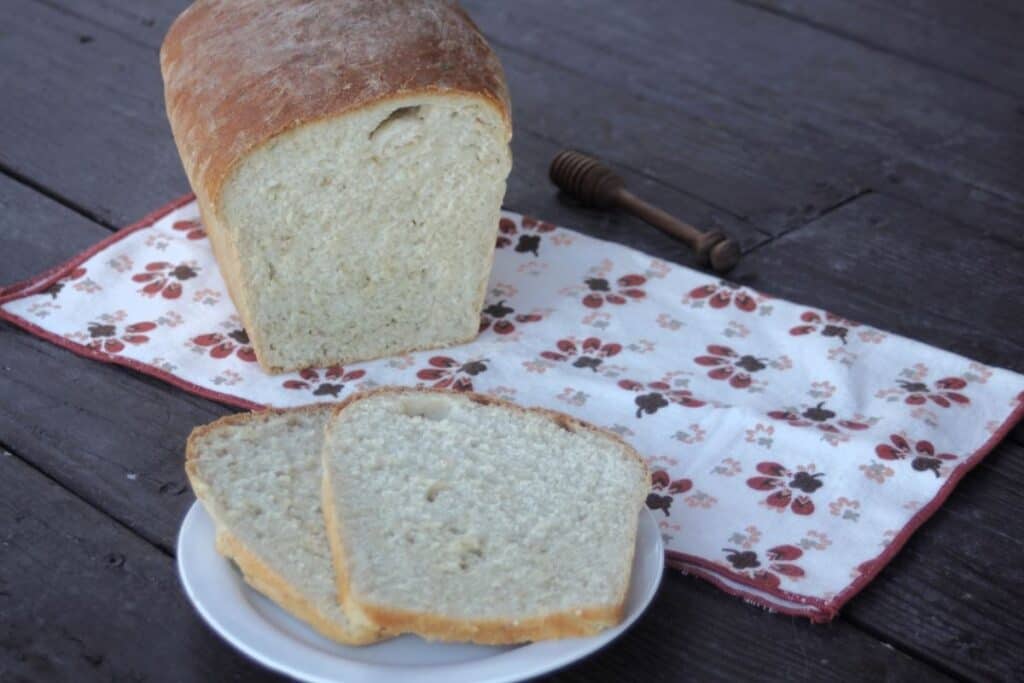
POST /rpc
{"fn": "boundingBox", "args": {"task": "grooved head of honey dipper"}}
[549,150,624,208]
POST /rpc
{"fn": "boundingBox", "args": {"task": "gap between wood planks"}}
[0,161,118,232]
[730,0,1020,99]
[741,188,874,254]
[837,616,974,683]
[1,440,175,557]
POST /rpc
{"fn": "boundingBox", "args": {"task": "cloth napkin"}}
[3,195,1021,622]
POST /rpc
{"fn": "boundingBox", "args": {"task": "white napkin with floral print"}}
[3,195,1022,621]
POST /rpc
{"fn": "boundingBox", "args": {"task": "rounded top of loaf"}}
[160,0,511,204]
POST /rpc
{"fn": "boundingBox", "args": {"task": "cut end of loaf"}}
[218,94,512,373]
[321,388,650,644]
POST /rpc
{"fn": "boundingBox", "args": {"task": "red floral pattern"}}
[768,402,870,434]
[496,216,555,255]
[790,310,859,345]
[132,261,198,299]
[479,300,543,335]
[582,274,646,308]
[173,219,206,240]
[540,337,622,371]
[283,366,366,397]
[646,469,693,516]
[747,462,824,515]
[618,378,705,417]
[894,376,970,407]
[687,281,759,312]
[875,434,957,477]
[191,328,257,363]
[416,356,488,391]
[722,544,805,590]
[694,344,769,389]
[85,319,156,354]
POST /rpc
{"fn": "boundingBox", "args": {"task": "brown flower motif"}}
[582,274,646,308]
[85,320,156,354]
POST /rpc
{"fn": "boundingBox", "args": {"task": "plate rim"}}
[177,502,664,683]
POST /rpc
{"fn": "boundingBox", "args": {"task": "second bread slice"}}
[321,389,650,644]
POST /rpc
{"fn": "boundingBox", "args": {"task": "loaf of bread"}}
[185,405,387,645]
[161,1,513,373]
[321,389,650,644]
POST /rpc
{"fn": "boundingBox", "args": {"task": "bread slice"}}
[185,405,386,645]
[321,389,651,644]
[161,1,512,373]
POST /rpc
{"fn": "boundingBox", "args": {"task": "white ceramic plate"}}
[177,502,664,683]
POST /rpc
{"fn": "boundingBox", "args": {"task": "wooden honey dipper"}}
[549,150,741,273]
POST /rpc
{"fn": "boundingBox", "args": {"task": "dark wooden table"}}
[2,1,1023,681]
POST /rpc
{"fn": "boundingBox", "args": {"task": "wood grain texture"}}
[0,449,279,682]
[549,572,955,683]
[462,0,1024,224]
[0,1,190,227]
[734,192,1024,371]
[508,132,769,260]
[496,44,867,236]
[736,0,1024,97]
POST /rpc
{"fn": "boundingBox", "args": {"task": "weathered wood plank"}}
[552,570,956,683]
[865,157,1024,242]
[0,175,108,284]
[30,0,177,48]
[0,0,191,226]
[737,0,1024,97]
[498,49,866,236]
[0,449,279,682]
[735,192,1024,370]
[507,131,769,259]
[462,0,1024,223]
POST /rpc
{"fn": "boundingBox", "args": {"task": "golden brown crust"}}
[185,404,387,645]
[321,465,381,632]
[189,196,271,372]
[360,601,624,645]
[321,387,650,644]
[215,531,386,645]
[161,1,510,375]
[160,0,511,207]
[184,403,335,469]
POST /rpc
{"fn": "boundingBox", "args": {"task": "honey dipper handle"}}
[549,150,740,273]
